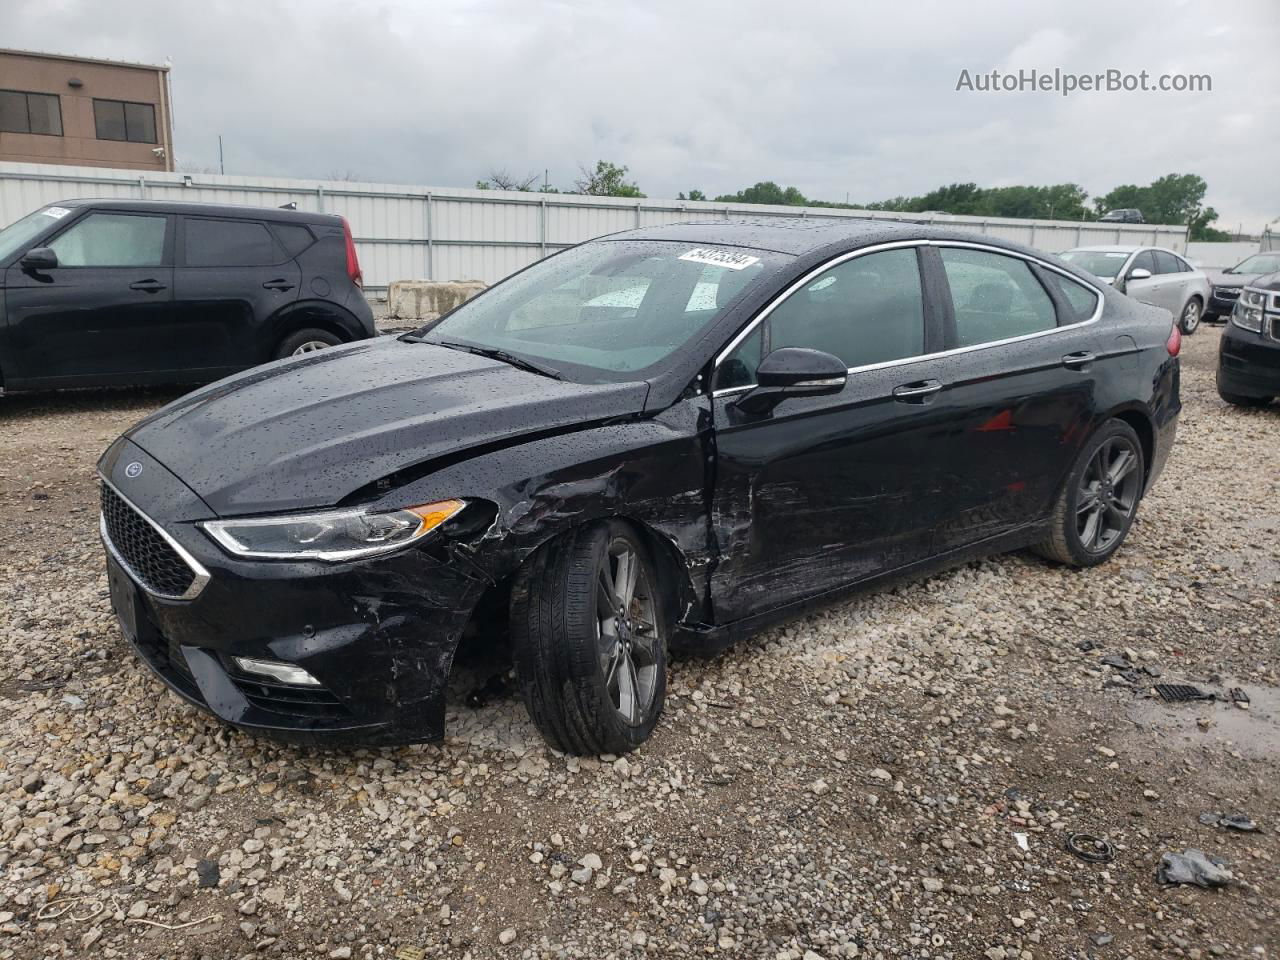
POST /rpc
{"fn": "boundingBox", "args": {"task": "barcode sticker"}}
[679,248,761,271]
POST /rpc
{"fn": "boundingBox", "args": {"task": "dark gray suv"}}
[0,199,374,393]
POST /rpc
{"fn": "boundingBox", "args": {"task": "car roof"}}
[606,216,1046,258]
[49,197,340,226]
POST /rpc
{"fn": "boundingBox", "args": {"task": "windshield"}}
[0,206,66,264]
[1059,249,1131,279]
[1231,254,1280,276]
[416,240,786,382]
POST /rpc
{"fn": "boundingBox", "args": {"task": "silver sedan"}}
[1060,245,1211,334]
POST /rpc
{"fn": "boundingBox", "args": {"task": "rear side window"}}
[940,248,1056,347]
[1154,251,1184,275]
[717,247,925,388]
[49,213,167,267]
[1039,271,1099,325]
[270,223,316,258]
[185,218,278,267]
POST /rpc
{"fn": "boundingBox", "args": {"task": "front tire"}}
[1035,419,1145,568]
[1179,297,1203,334]
[511,521,668,755]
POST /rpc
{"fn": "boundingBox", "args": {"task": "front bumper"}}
[1207,287,1242,316]
[1218,320,1280,398]
[98,440,488,745]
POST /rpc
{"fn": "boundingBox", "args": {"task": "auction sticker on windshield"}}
[679,248,761,270]
[41,206,72,219]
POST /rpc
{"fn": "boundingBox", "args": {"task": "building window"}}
[93,98,158,143]
[0,89,63,136]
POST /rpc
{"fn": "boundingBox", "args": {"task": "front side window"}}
[48,213,167,267]
[1154,251,1184,275]
[421,240,786,382]
[93,98,158,143]
[1130,250,1157,275]
[0,89,62,136]
[185,218,277,266]
[940,248,1056,347]
[717,248,925,389]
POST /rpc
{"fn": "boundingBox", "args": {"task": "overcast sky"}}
[8,0,1280,230]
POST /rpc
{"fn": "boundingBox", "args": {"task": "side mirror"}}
[21,247,58,271]
[1127,267,1152,282]
[734,347,847,415]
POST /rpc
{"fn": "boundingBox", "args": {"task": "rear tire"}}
[275,328,343,359]
[1179,297,1203,334]
[1034,419,1145,568]
[511,520,669,755]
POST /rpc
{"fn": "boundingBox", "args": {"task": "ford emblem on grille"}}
[125,461,143,478]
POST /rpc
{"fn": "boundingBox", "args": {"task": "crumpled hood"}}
[124,337,649,516]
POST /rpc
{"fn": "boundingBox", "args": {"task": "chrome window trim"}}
[711,239,1105,398]
[99,475,210,601]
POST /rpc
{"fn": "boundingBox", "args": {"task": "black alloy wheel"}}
[512,520,668,754]
[1035,419,1145,567]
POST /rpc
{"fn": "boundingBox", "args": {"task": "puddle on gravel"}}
[1125,681,1280,762]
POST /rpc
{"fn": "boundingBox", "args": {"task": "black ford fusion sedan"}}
[99,218,1181,754]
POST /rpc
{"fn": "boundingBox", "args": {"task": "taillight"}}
[1166,322,1181,357]
[341,217,362,288]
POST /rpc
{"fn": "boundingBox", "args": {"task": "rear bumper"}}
[1218,323,1280,397]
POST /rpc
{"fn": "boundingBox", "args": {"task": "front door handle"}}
[263,279,295,291]
[892,379,943,403]
[128,279,167,293]
[1062,351,1095,370]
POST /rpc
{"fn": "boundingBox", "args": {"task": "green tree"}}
[679,189,706,201]
[1097,173,1210,226]
[714,181,808,205]
[574,161,645,197]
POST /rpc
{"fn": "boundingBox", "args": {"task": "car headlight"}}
[201,500,464,561]
[1232,291,1265,333]
[1232,305,1264,333]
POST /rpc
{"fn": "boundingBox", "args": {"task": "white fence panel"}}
[0,161,1190,290]
[1185,241,1262,269]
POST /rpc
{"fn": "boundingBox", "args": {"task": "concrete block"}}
[388,280,487,321]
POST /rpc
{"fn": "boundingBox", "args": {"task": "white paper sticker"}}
[1104,252,1127,258]
[42,206,72,219]
[678,248,761,271]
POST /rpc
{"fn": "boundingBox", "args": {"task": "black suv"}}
[1218,271,1280,407]
[0,199,374,392]
[1098,208,1146,224]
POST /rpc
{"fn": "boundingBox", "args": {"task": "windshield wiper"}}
[426,339,562,380]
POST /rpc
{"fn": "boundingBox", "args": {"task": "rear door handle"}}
[1062,351,1095,369]
[128,279,166,293]
[263,279,295,291]
[892,379,943,403]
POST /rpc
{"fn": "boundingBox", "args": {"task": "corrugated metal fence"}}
[0,161,1190,292]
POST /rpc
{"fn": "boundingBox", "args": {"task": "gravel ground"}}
[0,326,1276,960]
